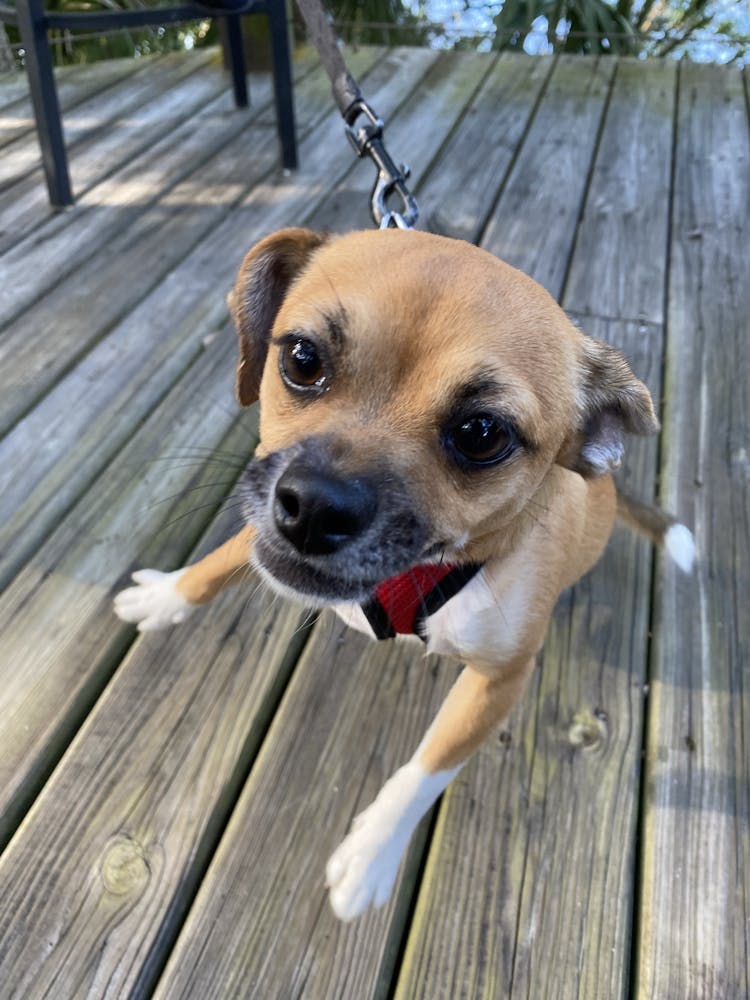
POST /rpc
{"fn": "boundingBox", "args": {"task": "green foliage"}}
[322,0,429,45]
[492,0,749,58]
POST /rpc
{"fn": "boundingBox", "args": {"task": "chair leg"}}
[267,0,297,170]
[223,13,248,107]
[15,0,73,206]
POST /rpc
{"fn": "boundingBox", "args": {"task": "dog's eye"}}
[447,415,517,465]
[279,338,326,391]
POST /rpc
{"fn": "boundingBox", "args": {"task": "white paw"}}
[113,568,194,632]
[326,799,409,921]
[325,762,457,921]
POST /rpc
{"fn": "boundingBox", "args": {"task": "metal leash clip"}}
[343,99,419,230]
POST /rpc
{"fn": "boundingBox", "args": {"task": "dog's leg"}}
[114,525,254,631]
[326,657,535,920]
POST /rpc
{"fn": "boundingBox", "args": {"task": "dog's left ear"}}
[557,337,659,477]
[228,228,330,406]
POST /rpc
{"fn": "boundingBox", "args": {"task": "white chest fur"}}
[333,555,531,670]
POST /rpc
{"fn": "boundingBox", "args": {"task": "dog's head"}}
[229,228,658,604]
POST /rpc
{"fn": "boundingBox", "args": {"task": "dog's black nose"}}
[274,462,377,555]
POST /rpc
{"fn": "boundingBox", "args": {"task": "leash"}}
[293,0,419,230]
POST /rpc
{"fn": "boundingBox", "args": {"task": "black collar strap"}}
[361,562,483,642]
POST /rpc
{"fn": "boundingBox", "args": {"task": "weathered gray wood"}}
[563,58,678,325]
[395,57,675,999]
[153,618,458,1000]
[0,527,310,998]
[0,330,249,846]
[0,48,367,441]
[312,50,495,232]
[0,46,388,327]
[481,54,615,300]
[0,52,153,147]
[0,48,323,254]
[635,61,750,1000]
[0,49,745,1000]
[0,47,218,195]
[0,48,433,592]
[395,318,662,1000]
[417,53,554,242]
[0,66,48,109]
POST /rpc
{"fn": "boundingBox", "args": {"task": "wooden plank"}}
[635,61,750,1000]
[563,59,677,326]
[0,67,44,110]
[396,56,676,999]
[0,47,218,194]
[0,523,310,998]
[0,46,381,324]
[0,48,367,440]
[0,47,323,251]
[0,47,441,840]
[312,50,495,231]
[395,319,661,1000]
[0,47,434,592]
[416,52,554,242]
[480,54,615,300]
[0,330,250,847]
[153,617,458,1000]
[0,53,153,148]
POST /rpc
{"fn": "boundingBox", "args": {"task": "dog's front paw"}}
[114,568,194,632]
[325,797,410,921]
[325,761,452,921]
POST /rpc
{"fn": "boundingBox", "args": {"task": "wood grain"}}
[481,54,615,300]
[0,47,368,440]
[0,528,310,998]
[153,618,459,1000]
[396,57,676,999]
[0,55,230,253]
[396,318,662,1000]
[417,53,554,242]
[0,48,217,195]
[563,58,677,326]
[0,50,744,1000]
[0,331,250,847]
[312,50,494,232]
[0,53,145,148]
[0,48,388,588]
[635,60,750,1000]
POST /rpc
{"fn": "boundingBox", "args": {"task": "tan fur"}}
[174,525,255,603]
[114,229,684,919]
[615,486,676,546]
[418,659,536,772]
[177,229,660,778]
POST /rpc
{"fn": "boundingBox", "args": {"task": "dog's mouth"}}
[240,441,446,605]
[251,533,446,606]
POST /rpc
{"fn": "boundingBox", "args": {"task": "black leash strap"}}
[293,0,419,229]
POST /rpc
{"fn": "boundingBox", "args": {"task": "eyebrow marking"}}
[324,311,346,349]
[453,370,506,406]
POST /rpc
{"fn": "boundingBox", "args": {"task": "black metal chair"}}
[0,0,297,206]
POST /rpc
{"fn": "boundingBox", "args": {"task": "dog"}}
[114,228,694,921]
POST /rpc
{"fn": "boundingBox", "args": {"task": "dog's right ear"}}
[228,228,330,406]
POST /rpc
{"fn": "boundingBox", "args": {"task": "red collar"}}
[361,562,483,641]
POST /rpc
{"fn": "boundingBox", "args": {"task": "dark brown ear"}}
[228,228,330,406]
[558,337,660,477]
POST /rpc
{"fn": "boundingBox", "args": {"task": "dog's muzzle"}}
[273,459,378,555]
[241,439,431,602]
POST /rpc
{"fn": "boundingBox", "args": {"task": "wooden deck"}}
[0,45,747,999]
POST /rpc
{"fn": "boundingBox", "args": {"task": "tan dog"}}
[115,229,694,921]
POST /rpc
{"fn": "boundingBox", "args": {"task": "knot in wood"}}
[100,836,150,896]
[568,708,607,751]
